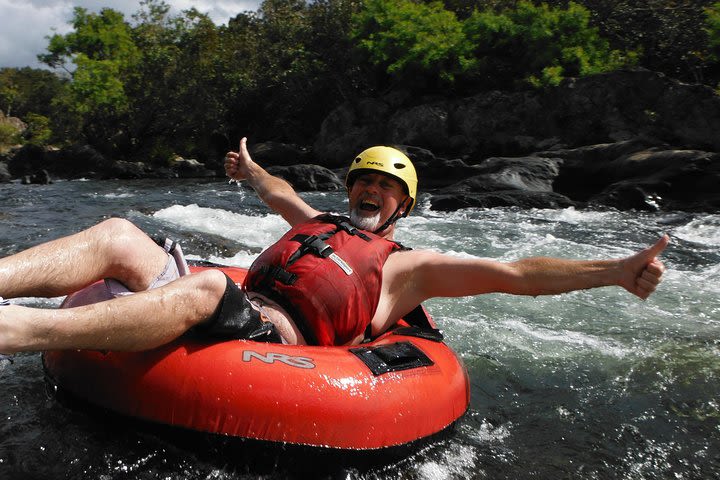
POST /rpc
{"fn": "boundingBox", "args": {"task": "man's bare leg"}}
[0,269,227,353]
[0,218,169,298]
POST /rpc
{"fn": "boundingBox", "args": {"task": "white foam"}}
[502,319,631,358]
[673,216,720,246]
[415,444,477,480]
[152,204,287,249]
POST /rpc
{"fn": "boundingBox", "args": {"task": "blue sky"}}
[0,0,261,70]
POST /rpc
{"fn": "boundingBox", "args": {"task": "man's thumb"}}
[646,234,670,258]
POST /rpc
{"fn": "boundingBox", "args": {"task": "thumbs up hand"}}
[621,234,670,300]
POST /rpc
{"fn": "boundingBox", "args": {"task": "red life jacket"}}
[243,214,402,346]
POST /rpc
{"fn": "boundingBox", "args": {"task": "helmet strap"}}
[372,197,410,235]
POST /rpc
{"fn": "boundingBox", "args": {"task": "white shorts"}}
[106,238,189,297]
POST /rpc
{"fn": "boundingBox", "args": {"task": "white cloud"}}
[0,0,260,70]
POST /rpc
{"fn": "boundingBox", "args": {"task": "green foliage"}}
[351,0,636,90]
[212,0,365,143]
[40,7,139,116]
[707,2,720,58]
[22,113,53,146]
[0,68,66,119]
[352,0,471,85]
[0,123,22,147]
[567,0,717,84]
[464,1,637,87]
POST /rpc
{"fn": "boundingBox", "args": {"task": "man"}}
[0,138,668,353]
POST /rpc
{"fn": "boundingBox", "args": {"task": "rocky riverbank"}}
[2,69,719,213]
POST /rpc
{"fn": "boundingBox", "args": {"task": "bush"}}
[351,0,637,90]
[707,2,720,58]
[0,123,21,147]
[351,0,472,86]
[463,1,637,88]
[23,113,53,146]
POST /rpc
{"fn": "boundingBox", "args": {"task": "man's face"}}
[348,173,407,233]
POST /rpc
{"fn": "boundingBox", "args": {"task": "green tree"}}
[39,7,140,151]
[219,0,365,143]
[126,1,231,162]
[463,1,636,88]
[575,0,718,84]
[23,113,53,146]
[351,0,472,88]
[0,123,22,148]
[707,2,720,57]
[0,68,66,120]
[40,7,139,113]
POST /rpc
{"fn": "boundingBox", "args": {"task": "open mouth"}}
[360,200,380,212]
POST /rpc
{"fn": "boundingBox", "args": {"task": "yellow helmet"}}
[345,146,418,215]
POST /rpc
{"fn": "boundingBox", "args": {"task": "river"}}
[1,179,718,479]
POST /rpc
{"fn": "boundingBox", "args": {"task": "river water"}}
[0,179,718,479]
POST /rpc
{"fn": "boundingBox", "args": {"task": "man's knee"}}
[93,218,147,244]
[190,269,229,304]
[91,218,167,287]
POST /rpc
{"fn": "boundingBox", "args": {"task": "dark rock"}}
[473,156,561,192]
[108,161,149,179]
[55,144,111,175]
[412,154,484,189]
[170,157,215,178]
[388,103,451,151]
[590,183,664,211]
[431,190,576,211]
[314,69,720,165]
[21,169,52,185]
[313,99,391,166]
[0,162,10,182]
[266,164,343,192]
[428,155,572,210]
[6,144,49,177]
[587,149,720,212]
[249,142,309,167]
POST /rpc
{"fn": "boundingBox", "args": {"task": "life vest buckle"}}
[291,234,334,259]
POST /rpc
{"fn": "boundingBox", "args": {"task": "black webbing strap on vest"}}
[262,215,374,286]
[258,265,298,285]
[286,233,334,265]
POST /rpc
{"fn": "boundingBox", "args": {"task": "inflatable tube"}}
[43,266,469,451]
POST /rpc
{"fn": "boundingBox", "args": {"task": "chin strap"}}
[372,197,411,235]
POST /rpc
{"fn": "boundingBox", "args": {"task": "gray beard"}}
[349,208,381,232]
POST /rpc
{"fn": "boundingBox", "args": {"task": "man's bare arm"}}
[225,137,321,226]
[395,235,669,303]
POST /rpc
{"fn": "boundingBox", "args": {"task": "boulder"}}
[587,149,720,212]
[108,161,149,179]
[6,144,50,177]
[266,164,343,192]
[0,161,11,182]
[55,144,110,176]
[314,69,720,165]
[249,142,309,167]
[388,103,451,152]
[170,157,215,178]
[431,190,576,211]
[313,98,391,166]
[21,169,52,185]
[0,110,26,132]
[427,155,570,210]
